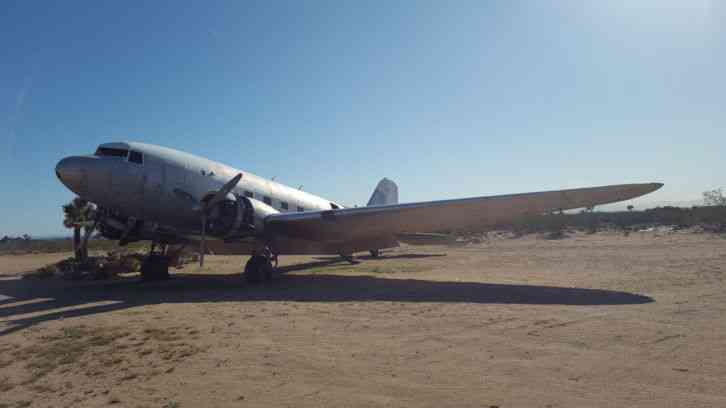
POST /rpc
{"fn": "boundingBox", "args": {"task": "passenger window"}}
[128,151,143,164]
[263,196,272,205]
[244,191,254,198]
[297,206,305,212]
[281,202,289,210]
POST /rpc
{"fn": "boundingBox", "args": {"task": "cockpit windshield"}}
[95,147,128,158]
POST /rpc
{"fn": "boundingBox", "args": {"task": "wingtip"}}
[622,182,663,200]
[634,182,663,197]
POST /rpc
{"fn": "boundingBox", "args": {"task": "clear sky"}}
[1,1,724,237]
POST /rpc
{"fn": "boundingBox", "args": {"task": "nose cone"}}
[56,156,88,194]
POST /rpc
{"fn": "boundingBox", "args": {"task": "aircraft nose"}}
[55,156,88,194]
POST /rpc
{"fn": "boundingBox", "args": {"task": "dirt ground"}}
[1,232,725,408]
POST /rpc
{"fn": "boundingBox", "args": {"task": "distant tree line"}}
[496,205,726,235]
[443,205,726,237]
[703,188,726,206]
[0,236,124,255]
[1,234,32,242]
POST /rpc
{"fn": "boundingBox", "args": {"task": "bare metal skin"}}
[55,141,663,281]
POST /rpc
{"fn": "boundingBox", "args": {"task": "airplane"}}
[55,141,663,283]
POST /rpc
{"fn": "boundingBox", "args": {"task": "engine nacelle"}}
[205,195,279,239]
[244,196,279,233]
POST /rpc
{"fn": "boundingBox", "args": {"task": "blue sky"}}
[1,1,724,236]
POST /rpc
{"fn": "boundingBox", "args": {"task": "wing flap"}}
[266,183,663,243]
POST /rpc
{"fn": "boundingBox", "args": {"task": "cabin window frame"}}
[95,147,128,158]
[128,150,143,165]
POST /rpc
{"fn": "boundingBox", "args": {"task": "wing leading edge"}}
[265,182,663,243]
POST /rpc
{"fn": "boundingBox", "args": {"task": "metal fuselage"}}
[55,141,664,257]
[56,141,342,241]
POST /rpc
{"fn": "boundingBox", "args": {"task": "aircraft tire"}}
[141,254,170,281]
[244,255,272,284]
[369,249,381,258]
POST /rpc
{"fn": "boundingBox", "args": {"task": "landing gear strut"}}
[141,242,170,281]
[243,247,276,284]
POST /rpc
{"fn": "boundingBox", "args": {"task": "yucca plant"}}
[62,197,95,261]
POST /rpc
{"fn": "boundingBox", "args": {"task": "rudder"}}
[367,178,398,206]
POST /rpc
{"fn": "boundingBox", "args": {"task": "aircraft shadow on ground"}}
[312,253,448,262]
[0,261,653,336]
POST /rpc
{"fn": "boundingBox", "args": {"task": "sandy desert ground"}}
[1,232,725,408]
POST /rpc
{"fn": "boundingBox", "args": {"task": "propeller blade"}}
[205,173,242,210]
[198,173,241,268]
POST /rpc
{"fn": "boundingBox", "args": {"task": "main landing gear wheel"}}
[369,249,381,258]
[340,254,358,264]
[141,254,170,281]
[244,255,274,284]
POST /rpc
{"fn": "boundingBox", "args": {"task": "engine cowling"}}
[205,195,279,239]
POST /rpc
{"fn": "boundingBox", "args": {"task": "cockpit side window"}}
[128,150,143,164]
[95,147,128,158]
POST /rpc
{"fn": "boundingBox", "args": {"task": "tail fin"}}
[367,178,398,206]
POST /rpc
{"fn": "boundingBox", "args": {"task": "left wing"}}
[265,182,663,243]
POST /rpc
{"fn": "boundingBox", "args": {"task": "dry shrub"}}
[543,230,568,240]
[22,264,58,279]
[120,254,143,272]
[23,251,148,281]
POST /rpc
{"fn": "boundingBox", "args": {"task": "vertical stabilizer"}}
[367,178,398,206]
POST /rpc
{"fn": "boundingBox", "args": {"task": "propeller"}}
[198,173,242,267]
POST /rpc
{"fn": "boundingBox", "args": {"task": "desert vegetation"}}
[450,205,726,238]
[21,250,200,281]
[0,236,143,256]
[62,197,96,261]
